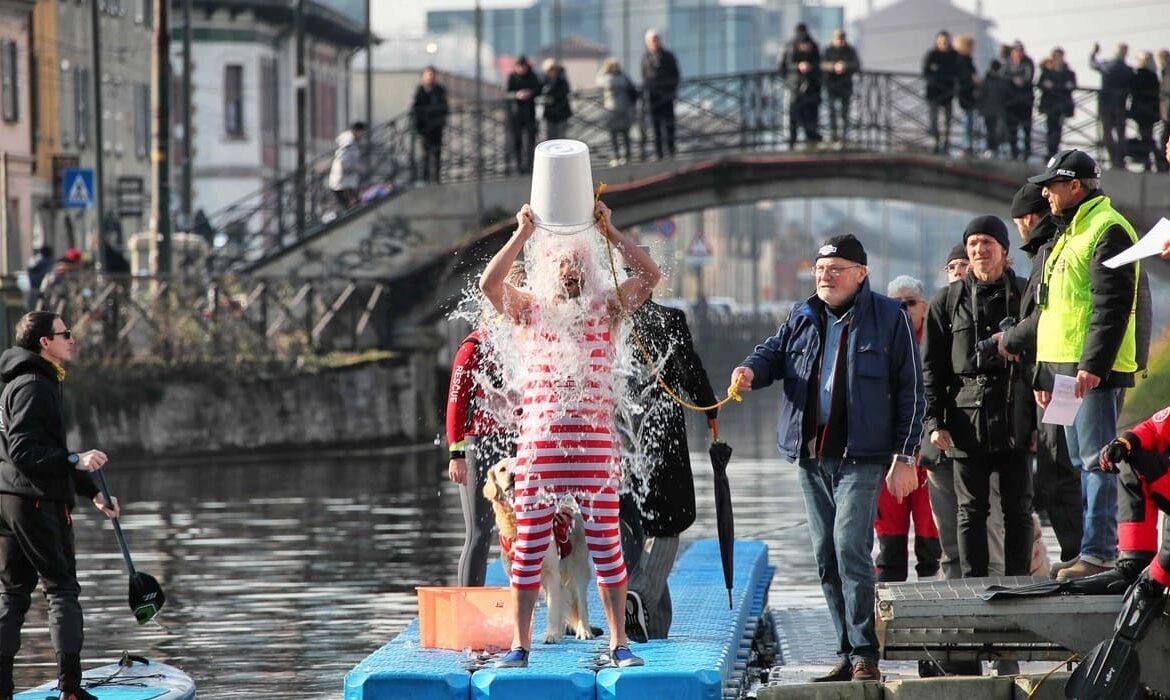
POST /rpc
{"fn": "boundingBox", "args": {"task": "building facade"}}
[24,0,153,267]
[852,0,996,74]
[178,0,365,228]
[0,0,35,275]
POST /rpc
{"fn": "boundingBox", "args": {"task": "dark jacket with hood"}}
[0,348,96,507]
[779,30,822,99]
[626,301,717,537]
[741,278,924,464]
[1001,213,1062,365]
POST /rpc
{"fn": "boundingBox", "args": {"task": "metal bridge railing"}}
[38,272,392,363]
[204,69,1108,273]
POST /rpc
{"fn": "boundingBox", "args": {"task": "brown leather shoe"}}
[852,658,881,681]
[1055,560,1110,581]
[812,659,852,682]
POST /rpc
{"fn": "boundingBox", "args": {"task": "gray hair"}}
[887,275,925,299]
[1079,177,1101,191]
[645,28,661,42]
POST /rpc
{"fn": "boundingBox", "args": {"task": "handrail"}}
[202,68,1109,273]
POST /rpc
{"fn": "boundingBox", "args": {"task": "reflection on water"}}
[19,432,818,697]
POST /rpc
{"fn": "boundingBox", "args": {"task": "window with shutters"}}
[0,40,17,123]
[74,66,90,148]
[134,83,149,159]
[224,64,243,137]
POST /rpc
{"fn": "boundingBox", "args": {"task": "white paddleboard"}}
[14,656,194,700]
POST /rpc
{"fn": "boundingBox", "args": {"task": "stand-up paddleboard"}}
[14,654,194,700]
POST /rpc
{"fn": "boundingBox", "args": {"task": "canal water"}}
[19,414,963,696]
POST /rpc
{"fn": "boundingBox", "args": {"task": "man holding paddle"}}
[0,312,119,700]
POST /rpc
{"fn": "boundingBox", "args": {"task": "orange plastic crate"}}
[416,586,515,651]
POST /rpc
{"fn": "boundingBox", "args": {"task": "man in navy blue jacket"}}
[731,234,924,683]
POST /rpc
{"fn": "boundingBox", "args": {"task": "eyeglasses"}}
[48,330,72,340]
[814,264,862,278]
[944,261,969,272]
[900,298,922,307]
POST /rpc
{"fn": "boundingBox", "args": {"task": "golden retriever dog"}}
[483,457,594,643]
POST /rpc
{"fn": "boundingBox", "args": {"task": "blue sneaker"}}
[495,648,529,669]
[611,645,644,668]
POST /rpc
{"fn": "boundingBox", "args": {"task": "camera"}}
[975,316,1017,359]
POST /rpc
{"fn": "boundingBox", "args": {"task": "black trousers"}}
[788,95,821,146]
[1044,112,1066,159]
[826,92,852,141]
[506,122,536,174]
[1099,99,1127,168]
[420,131,443,184]
[954,450,1033,577]
[1033,417,1082,562]
[0,495,83,657]
[650,102,676,158]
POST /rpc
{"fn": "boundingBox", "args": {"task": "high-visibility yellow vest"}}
[1036,195,1138,370]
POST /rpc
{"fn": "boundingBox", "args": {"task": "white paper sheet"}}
[1103,217,1170,269]
[1041,374,1083,426]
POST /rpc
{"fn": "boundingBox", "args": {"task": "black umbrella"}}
[709,426,735,609]
[94,469,166,625]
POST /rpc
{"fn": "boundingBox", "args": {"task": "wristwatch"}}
[892,454,916,466]
[67,453,79,466]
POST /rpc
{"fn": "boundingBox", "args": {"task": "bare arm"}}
[480,205,536,323]
[597,201,661,316]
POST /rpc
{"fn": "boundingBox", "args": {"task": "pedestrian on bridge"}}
[540,59,572,141]
[328,122,367,210]
[641,30,680,159]
[1037,48,1077,161]
[923,31,958,155]
[1090,42,1133,169]
[953,35,979,157]
[411,66,449,184]
[779,23,822,149]
[1004,42,1036,161]
[596,59,637,165]
[730,234,924,683]
[505,56,541,174]
[821,29,859,145]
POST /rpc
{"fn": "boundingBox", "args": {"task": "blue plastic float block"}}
[472,560,604,700]
[596,540,770,700]
[343,619,471,700]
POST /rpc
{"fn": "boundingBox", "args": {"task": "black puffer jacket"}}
[0,348,96,507]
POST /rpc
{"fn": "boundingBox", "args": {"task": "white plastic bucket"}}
[529,139,596,235]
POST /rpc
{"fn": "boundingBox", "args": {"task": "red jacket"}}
[446,329,505,451]
[1129,406,1170,502]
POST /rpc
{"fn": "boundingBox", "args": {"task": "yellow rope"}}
[593,182,742,416]
[1026,652,1079,698]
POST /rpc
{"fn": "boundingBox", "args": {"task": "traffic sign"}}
[656,218,676,239]
[685,231,714,267]
[62,168,95,210]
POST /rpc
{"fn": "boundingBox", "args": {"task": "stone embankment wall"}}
[62,355,438,460]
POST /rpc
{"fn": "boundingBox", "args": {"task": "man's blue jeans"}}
[1064,387,1123,566]
[797,458,885,664]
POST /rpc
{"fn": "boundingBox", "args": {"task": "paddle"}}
[93,469,166,624]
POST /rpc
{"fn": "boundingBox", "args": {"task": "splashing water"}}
[449,225,679,520]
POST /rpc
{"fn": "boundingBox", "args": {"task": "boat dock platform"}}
[344,538,774,699]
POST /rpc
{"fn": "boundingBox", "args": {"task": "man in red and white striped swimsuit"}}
[480,201,661,669]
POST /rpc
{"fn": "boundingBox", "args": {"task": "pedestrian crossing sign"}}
[62,168,95,210]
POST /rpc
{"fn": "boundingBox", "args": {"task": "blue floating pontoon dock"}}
[344,539,774,699]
